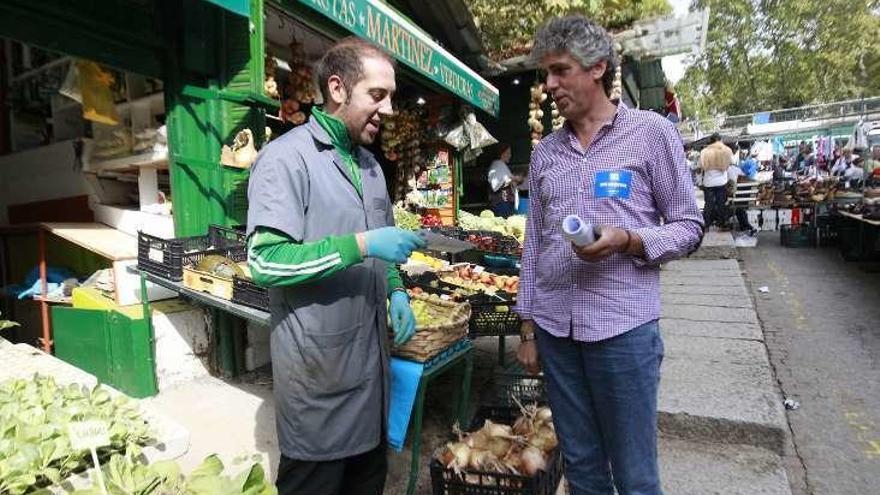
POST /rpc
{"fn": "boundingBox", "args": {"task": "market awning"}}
[203,0,249,18]
[295,0,500,117]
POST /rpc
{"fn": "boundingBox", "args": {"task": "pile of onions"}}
[437,402,557,479]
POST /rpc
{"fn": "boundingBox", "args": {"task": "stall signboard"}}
[204,0,249,17]
[296,0,500,117]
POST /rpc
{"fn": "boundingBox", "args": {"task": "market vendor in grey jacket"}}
[246,38,425,495]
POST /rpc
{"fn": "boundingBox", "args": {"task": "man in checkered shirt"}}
[515,16,703,495]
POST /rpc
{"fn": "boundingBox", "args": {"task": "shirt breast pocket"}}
[370,197,390,228]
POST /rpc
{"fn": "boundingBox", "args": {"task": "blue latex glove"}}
[364,227,426,264]
[390,291,417,346]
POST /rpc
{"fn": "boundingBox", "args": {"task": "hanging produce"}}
[609,65,623,102]
[220,129,258,169]
[264,54,280,100]
[382,107,426,201]
[528,82,547,147]
[550,100,565,131]
[280,39,316,125]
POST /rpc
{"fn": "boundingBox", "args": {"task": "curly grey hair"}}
[531,16,619,96]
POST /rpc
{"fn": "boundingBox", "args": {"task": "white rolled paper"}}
[562,215,598,247]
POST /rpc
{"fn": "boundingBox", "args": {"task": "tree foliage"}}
[677,0,880,120]
[464,0,672,60]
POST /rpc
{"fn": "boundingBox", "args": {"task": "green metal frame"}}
[403,343,473,495]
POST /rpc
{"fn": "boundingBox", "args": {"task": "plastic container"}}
[780,223,816,248]
[137,225,245,280]
[468,297,521,338]
[232,277,269,311]
[430,406,563,495]
[493,365,547,407]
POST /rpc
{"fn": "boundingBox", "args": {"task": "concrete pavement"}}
[741,234,880,495]
[659,259,788,451]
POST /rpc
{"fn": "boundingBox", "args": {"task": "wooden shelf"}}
[41,222,138,261]
[89,150,168,173]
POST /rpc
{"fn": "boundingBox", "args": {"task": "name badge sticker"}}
[593,170,632,199]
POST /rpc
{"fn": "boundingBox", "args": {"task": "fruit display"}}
[528,82,547,147]
[70,453,276,495]
[393,204,422,231]
[440,264,520,295]
[458,210,526,244]
[436,401,557,478]
[421,213,443,227]
[0,375,153,495]
[406,251,447,271]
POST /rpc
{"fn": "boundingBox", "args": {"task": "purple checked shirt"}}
[516,103,703,342]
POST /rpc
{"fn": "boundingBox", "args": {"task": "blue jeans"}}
[536,320,664,495]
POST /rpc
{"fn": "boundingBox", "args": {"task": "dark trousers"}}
[702,186,729,228]
[275,442,387,495]
[734,208,755,232]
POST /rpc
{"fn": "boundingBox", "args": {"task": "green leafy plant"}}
[71,454,276,495]
[0,375,153,494]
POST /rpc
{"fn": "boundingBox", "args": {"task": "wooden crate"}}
[182,267,234,300]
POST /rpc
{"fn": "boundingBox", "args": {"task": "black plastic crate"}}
[780,223,816,248]
[468,298,521,338]
[461,230,523,257]
[431,406,563,495]
[494,365,547,408]
[137,225,246,281]
[232,277,269,311]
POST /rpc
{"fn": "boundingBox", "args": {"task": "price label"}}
[471,265,485,275]
[68,420,111,451]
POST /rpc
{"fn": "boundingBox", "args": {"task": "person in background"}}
[831,148,852,176]
[863,145,880,176]
[727,164,757,236]
[487,143,524,217]
[700,133,735,230]
[516,15,703,495]
[846,156,866,183]
[795,141,807,170]
[740,149,758,180]
[799,145,816,175]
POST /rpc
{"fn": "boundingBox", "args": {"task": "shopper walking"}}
[700,133,735,229]
[487,143,524,217]
[246,38,425,495]
[515,15,703,495]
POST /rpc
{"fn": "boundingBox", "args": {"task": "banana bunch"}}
[528,82,547,147]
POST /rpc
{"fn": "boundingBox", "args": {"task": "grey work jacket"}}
[246,116,393,460]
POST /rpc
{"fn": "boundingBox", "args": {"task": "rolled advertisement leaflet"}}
[562,215,600,247]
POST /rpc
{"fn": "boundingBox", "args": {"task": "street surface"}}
[741,234,880,495]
